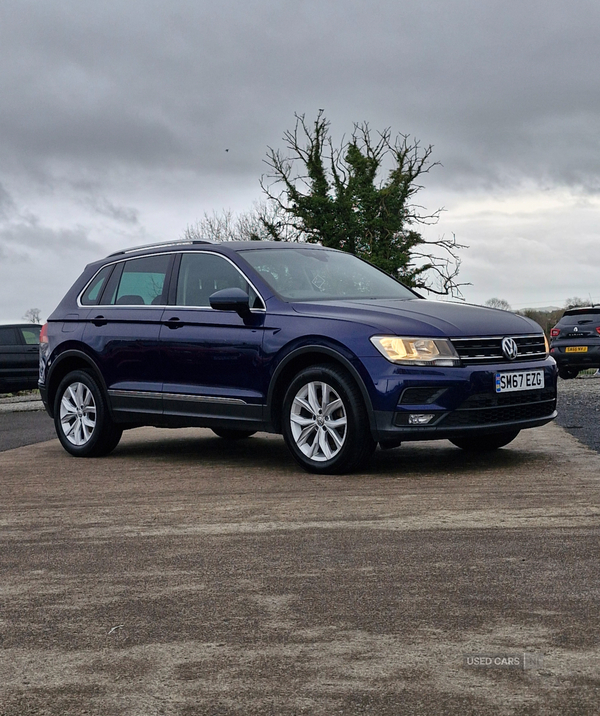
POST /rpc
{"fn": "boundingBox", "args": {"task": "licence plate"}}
[495,369,544,393]
[565,346,588,353]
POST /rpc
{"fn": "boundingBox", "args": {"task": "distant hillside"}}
[518,306,561,313]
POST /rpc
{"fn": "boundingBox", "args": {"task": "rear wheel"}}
[54,370,122,457]
[449,430,520,452]
[211,428,256,440]
[558,367,579,380]
[282,364,376,474]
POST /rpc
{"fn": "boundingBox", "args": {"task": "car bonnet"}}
[291,298,541,338]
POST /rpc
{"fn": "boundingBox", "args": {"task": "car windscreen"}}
[238,248,416,301]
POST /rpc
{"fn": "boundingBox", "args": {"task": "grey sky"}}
[1,0,600,320]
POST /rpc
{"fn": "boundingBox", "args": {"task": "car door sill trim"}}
[108,389,247,405]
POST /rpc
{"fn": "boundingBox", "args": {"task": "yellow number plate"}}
[565,346,588,353]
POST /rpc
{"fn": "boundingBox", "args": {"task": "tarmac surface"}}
[555,376,600,453]
[1,414,600,714]
[0,403,55,452]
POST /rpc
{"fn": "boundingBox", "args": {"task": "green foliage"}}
[517,308,564,338]
[261,112,465,296]
[519,298,596,339]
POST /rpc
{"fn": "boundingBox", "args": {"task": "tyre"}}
[211,428,256,440]
[53,370,122,457]
[449,430,520,452]
[281,364,376,474]
[558,367,579,380]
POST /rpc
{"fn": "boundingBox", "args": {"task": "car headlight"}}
[370,336,460,366]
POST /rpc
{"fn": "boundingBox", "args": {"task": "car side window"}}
[176,253,262,309]
[0,327,19,346]
[80,265,114,306]
[103,255,171,306]
[20,327,41,344]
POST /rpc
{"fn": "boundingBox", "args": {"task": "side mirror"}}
[209,287,251,317]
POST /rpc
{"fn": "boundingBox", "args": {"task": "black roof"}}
[563,306,600,316]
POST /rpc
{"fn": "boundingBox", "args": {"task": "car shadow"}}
[109,429,547,480]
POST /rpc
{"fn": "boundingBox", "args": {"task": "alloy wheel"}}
[59,381,97,446]
[289,380,348,462]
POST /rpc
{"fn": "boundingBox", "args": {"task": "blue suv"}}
[39,241,557,473]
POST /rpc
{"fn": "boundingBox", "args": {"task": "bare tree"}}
[183,201,297,244]
[564,297,589,309]
[22,308,41,324]
[183,209,237,242]
[485,298,512,311]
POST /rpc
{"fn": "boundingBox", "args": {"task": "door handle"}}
[91,315,107,327]
[165,317,183,329]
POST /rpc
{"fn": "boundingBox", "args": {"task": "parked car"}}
[0,323,42,394]
[39,241,557,473]
[550,306,600,379]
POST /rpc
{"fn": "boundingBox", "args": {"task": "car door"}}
[159,251,266,428]
[18,325,41,384]
[0,325,39,392]
[82,253,174,419]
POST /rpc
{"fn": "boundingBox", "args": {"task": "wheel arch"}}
[45,349,110,419]
[267,345,376,434]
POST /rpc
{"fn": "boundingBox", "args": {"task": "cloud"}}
[430,184,600,307]
[0,214,108,321]
[0,182,16,220]
[0,219,102,257]
[0,0,598,188]
[0,0,599,318]
[85,196,140,224]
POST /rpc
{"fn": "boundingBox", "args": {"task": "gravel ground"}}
[2,422,600,715]
[556,375,600,453]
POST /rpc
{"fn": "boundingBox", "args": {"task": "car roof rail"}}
[107,239,212,257]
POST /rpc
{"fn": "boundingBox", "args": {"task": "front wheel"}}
[449,430,520,452]
[282,365,376,474]
[54,370,122,457]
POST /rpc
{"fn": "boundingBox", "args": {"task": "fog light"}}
[408,413,435,425]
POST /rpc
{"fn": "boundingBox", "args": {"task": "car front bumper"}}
[365,358,557,442]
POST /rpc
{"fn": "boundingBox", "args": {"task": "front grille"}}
[451,334,547,365]
[459,386,555,409]
[440,398,556,428]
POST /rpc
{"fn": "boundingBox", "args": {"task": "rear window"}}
[559,311,600,326]
[102,255,171,306]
